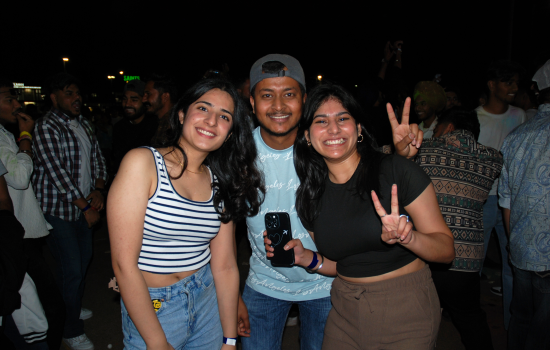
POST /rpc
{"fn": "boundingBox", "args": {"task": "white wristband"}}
[223,337,237,346]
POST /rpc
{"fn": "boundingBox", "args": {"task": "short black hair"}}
[146,73,179,104]
[486,60,525,83]
[437,108,480,140]
[44,73,81,97]
[250,61,306,97]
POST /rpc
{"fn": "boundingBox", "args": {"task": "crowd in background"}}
[1,41,549,350]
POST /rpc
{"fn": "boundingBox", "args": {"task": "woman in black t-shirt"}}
[264,84,454,349]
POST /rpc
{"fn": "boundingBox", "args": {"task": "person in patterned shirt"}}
[414,108,503,350]
[32,73,107,350]
[499,61,550,349]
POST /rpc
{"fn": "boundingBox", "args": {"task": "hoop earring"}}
[357,134,364,143]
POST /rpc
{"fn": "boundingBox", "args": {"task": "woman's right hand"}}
[263,231,313,267]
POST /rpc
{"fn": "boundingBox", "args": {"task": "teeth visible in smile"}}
[324,139,345,145]
[198,129,214,136]
[271,115,289,119]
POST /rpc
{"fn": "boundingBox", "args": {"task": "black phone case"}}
[265,212,295,267]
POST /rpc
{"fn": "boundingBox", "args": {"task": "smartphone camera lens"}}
[265,214,279,229]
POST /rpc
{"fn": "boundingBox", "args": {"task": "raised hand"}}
[388,97,423,159]
[371,184,414,245]
[383,41,394,62]
[393,40,403,52]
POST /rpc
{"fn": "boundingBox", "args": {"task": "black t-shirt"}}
[300,154,432,278]
[112,114,159,171]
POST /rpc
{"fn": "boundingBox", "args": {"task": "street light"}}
[107,76,115,79]
[317,75,323,81]
[119,71,124,75]
[62,57,69,72]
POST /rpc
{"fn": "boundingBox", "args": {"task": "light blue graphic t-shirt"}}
[246,127,333,301]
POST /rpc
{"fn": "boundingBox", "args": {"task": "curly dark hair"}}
[294,83,387,223]
[165,78,265,223]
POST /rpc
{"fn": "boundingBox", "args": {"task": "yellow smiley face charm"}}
[152,299,162,312]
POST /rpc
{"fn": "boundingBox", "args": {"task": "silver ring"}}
[381,214,387,218]
[399,214,409,222]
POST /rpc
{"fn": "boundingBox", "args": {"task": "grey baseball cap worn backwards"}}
[249,54,306,93]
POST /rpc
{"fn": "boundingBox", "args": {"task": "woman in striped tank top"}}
[107,78,264,350]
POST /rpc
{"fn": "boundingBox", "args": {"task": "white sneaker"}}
[63,334,94,350]
[80,308,93,320]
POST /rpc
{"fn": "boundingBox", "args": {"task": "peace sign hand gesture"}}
[388,97,423,159]
[371,184,414,245]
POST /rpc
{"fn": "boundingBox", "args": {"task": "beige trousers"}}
[323,265,440,350]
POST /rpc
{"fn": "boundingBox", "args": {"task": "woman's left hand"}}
[371,184,414,245]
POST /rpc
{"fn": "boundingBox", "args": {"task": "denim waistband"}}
[147,263,212,301]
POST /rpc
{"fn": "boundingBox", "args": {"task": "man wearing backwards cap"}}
[498,59,550,349]
[112,80,158,172]
[413,81,447,138]
[238,54,423,349]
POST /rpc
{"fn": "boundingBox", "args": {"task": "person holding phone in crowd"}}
[108,78,264,350]
[266,84,454,349]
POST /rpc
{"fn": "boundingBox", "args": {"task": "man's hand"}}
[388,97,423,158]
[86,190,104,211]
[237,294,251,337]
[17,113,35,134]
[263,231,313,267]
[83,209,100,228]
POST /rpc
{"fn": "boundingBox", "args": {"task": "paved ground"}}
[3,216,509,349]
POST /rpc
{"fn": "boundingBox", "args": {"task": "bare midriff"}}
[338,258,425,284]
[141,269,199,288]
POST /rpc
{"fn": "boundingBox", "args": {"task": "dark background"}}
[3,1,548,102]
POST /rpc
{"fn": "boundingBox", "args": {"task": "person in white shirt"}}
[0,80,64,350]
[476,60,526,330]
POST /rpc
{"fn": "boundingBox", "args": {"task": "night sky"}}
[4,1,548,100]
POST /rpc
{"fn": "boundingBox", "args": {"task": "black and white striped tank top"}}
[138,147,221,274]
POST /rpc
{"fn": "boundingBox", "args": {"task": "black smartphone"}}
[265,212,294,267]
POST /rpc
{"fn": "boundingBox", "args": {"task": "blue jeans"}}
[508,267,550,350]
[241,284,332,350]
[44,214,92,339]
[121,264,222,350]
[481,195,513,329]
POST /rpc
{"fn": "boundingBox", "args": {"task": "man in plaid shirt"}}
[32,73,107,350]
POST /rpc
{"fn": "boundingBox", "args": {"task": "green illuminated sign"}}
[124,75,140,82]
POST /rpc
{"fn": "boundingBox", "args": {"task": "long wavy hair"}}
[294,83,386,224]
[164,78,265,223]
